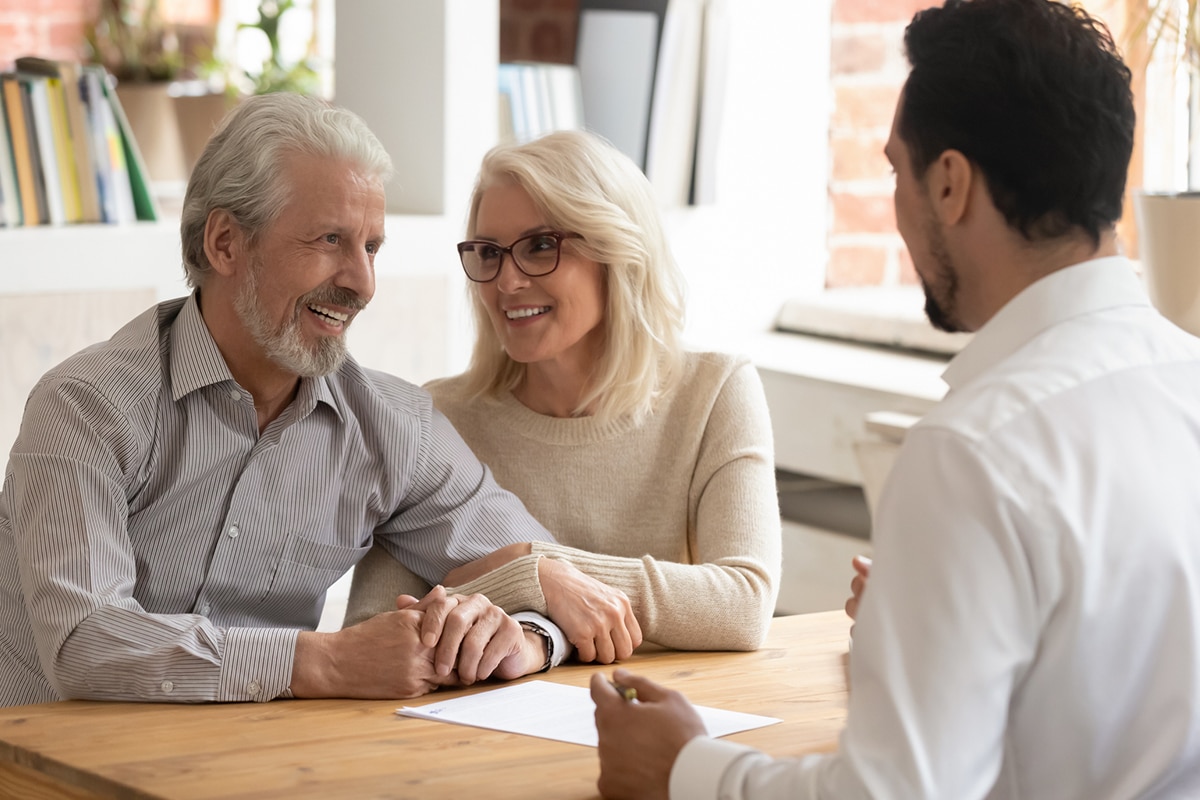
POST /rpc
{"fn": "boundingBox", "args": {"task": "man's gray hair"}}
[179,92,393,288]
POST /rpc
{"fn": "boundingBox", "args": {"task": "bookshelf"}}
[1,0,836,455]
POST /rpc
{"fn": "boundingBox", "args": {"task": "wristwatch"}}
[516,619,554,673]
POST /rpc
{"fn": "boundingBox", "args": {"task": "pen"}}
[610,680,637,702]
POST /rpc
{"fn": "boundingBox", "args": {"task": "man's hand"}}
[591,668,707,800]
[394,585,530,684]
[539,558,642,663]
[444,542,532,586]
[291,607,451,699]
[844,554,872,625]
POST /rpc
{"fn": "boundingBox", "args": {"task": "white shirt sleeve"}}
[675,426,1039,798]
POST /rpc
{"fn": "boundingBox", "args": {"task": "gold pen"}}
[610,680,637,702]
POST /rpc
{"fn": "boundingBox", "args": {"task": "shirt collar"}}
[940,255,1151,392]
[168,291,343,420]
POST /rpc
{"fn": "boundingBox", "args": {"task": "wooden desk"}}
[0,611,850,799]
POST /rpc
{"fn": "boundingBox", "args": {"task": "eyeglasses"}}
[456,231,581,283]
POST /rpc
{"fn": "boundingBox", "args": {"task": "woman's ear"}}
[203,209,245,278]
[925,149,973,227]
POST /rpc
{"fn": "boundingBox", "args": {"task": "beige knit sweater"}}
[345,351,781,650]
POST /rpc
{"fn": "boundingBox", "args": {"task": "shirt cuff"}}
[670,735,761,800]
[510,611,572,669]
[219,627,299,702]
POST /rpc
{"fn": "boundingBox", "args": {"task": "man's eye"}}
[325,233,340,245]
[366,242,380,255]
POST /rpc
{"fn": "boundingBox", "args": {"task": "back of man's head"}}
[179,92,393,289]
[899,0,1134,246]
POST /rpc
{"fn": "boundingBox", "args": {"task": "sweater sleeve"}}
[526,362,781,651]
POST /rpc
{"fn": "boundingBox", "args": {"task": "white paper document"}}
[396,680,781,747]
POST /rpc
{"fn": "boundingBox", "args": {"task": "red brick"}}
[530,18,572,63]
[833,0,934,26]
[45,19,88,59]
[830,30,891,75]
[507,0,544,13]
[831,192,896,236]
[499,17,521,62]
[825,245,888,288]
[829,135,890,182]
[831,83,901,133]
[25,0,90,16]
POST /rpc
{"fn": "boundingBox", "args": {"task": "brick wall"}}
[825,0,930,288]
[0,0,96,69]
[500,0,578,64]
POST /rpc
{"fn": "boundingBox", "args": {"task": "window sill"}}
[774,286,971,357]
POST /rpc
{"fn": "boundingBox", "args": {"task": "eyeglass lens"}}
[459,233,563,281]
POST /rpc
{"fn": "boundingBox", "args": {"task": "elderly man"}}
[591,1,1200,798]
[0,93,614,706]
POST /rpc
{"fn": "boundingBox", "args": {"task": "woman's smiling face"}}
[473,181,607,372]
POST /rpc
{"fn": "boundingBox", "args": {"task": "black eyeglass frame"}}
[456,231,583,283]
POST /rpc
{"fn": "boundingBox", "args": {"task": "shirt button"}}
[161,680,174,694]
[200,603,211,615]
[228,389,240,401]
[247,681,262,697]
[228,525,239,539]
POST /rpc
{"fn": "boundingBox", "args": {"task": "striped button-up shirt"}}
[0,294,553,706]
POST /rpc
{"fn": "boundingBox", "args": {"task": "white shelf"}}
[0,222,187,298]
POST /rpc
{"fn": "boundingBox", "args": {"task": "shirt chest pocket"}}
[259,535,369,627]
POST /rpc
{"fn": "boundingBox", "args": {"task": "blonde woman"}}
[347,131,781,659]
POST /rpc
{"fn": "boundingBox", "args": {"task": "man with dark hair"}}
[590,1,1200,797]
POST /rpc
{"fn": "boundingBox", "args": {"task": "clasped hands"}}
[293,585,543,699]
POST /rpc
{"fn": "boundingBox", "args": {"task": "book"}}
[576,0,669,170]
[2,73,44,225]
[44,74,84,222]
[644,0,705,207]
[15,57,103,223]
[22,73,67,225]
[78,66,119,223]
[691,0,731,205]
[81,66,137,224]
[0,91,22,226]
[96,72,159,221]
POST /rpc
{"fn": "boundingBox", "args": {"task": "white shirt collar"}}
[941,255,1150,392]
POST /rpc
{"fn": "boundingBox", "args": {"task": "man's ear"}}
[925,149,973,227]
[203,209,246,278]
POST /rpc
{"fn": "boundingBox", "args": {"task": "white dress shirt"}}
[673,257,1200,799]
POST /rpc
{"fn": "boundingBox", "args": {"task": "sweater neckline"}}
[493,389,643,445]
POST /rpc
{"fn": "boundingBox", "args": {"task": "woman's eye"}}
[528,235,557,252]
[479,245,502,260]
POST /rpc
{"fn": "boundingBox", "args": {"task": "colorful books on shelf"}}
[0,56,158,227]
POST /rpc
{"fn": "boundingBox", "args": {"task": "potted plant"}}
[85,0,195,185]
[1132,0,1200,336]
[205,0,320,98]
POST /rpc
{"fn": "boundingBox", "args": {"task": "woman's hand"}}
[844,554,872,625]
[538,558,642,663]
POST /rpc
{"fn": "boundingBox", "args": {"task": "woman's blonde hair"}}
[459,130,686,424]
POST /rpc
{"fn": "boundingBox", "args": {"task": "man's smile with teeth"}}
[506,306,550,320]
[309,304,350,324]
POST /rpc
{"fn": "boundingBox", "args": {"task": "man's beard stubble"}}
[234,255,364,378]
[920,219,964,334]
